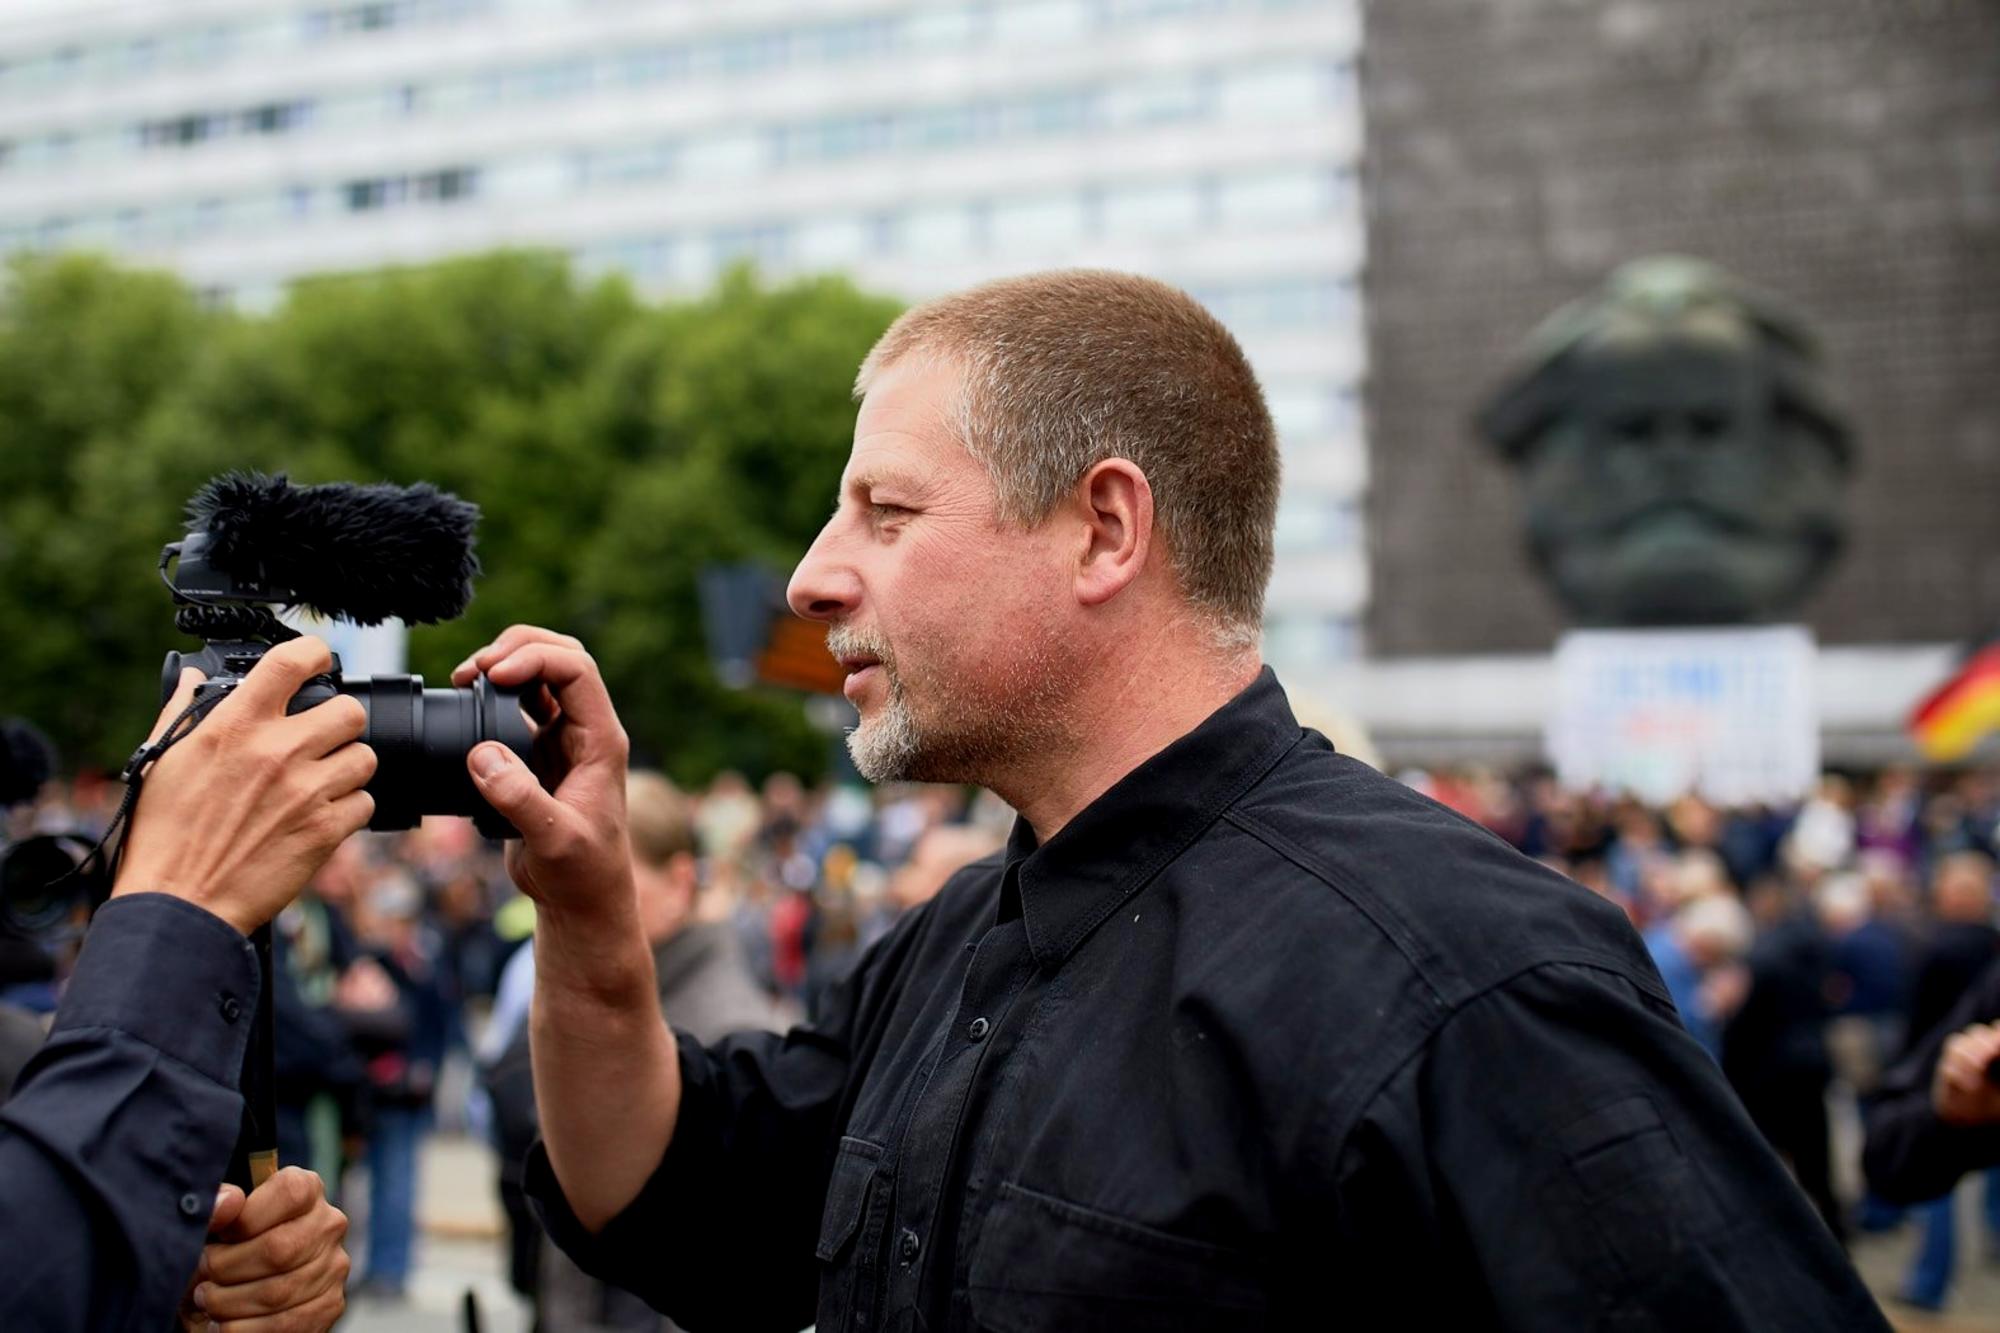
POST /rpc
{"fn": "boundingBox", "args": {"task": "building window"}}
[1107,71,1214,127]
[992,1,1096,44]
[1219,60,1329,121]
[902,204,977,259]
[990,193,1090,252]
[796,217,870,267]
[344,168,473,212]
[809,17,898,62]
[708,30,790,75]
[1263,614,1361,665]
[346,178,392,211]
[1102,180,1204,237]
[1274,495,1360,555]
[1217,168,1335,229]
[618,47,687,86]
[416,166,476,201]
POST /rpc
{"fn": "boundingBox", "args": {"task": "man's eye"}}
[869,503,910,519]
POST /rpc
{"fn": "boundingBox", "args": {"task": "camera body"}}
[158,476,534,840]
[160,638,530,840]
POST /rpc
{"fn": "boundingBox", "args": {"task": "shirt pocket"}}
[1546,1093,1725,1288]
[967,1180,1270,1333]
[817,1135,888,1330]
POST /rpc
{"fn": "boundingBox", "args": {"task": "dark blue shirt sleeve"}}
[0,893,260,1332]
[1863,956,2000,1204]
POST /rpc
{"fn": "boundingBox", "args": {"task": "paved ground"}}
[339,1135,527,1333]
[1850,1183,2000,1333]
[343,1133,2000,1331]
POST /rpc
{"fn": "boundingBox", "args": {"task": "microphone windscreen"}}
[187,472,480,625]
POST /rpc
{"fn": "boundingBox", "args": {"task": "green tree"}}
[0,251,899,784]
[0,253,227,765]
[569,265,904,783]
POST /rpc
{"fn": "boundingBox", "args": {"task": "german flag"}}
[1911,640,2000,762]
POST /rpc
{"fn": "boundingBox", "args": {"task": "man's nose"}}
[787,530,860,622]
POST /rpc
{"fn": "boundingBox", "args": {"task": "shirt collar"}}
[1002,666,1304,970]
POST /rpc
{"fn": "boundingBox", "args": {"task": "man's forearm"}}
[530,902,681,1234]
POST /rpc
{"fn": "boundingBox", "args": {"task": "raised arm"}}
[1863,957,2000,1205]
[456,626,679,1232]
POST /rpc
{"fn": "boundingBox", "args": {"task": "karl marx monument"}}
[1477,257,1854,628]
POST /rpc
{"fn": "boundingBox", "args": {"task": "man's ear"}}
[1073,458,1153,609]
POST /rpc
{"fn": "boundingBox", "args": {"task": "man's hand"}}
[113,637,377,935]
[452,625,634,925]
[180,1167,349,1332]
[454,626,675,1235]
[1932,1021,2000,1127]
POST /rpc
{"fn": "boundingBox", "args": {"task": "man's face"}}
[787,358,1083,785]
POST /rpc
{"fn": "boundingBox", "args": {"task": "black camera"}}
[158,474,533,839]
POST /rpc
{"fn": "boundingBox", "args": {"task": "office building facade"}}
[0,0,1368,676]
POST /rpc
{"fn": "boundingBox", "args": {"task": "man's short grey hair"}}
[856,270,1280,649]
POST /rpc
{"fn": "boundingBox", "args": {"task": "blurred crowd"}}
[7,759,2000,1320]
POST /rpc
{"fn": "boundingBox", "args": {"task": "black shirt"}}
[0,893,260,1330]
[530,670,1885,1332]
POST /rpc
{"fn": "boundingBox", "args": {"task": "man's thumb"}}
[469,744,554,821]
[208,1183,247,1235]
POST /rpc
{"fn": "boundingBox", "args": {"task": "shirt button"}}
[897,1227,921,1266]
[967,1016,990,1042]
[219,995,243,1023]
[179,1191,204,1219]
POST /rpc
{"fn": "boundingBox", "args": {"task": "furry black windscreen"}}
[186,472,481,626]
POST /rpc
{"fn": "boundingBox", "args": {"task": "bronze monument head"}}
[1478,257,1853,626]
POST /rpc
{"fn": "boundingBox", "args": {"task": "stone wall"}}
[1361,0,2000,655]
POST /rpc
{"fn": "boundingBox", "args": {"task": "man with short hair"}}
[458,272,1886,1330]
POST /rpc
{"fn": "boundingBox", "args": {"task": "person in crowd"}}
[1823,870,1914,1094]
[1641,862,1751,1060]
[272,838,368,1196]
[343,866,450,1303]
[456,271,1886,1330]
[0,640,364,1330]
[1722,876,1841,1241]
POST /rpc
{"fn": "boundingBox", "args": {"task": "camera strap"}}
[66,683,238,888]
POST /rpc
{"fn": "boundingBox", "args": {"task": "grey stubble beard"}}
[828,620,1079,788]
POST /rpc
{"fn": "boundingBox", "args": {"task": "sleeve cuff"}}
[51,893,261,1088]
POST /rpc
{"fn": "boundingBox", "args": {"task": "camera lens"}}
[333,675,533,839]
[0,835,102,941]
